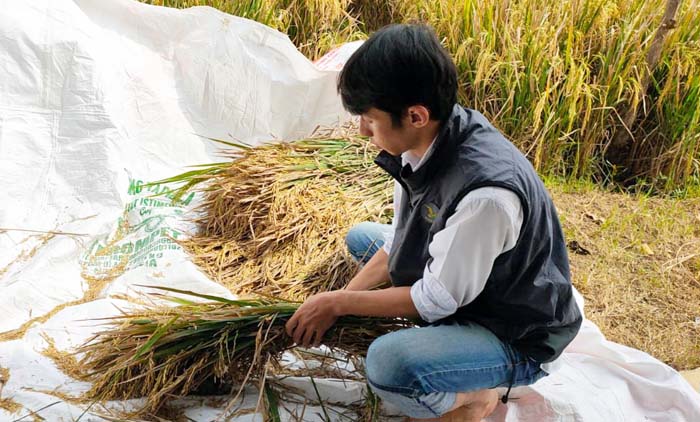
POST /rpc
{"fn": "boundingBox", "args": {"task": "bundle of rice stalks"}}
[161,127,393,300]
[78,286,411,416]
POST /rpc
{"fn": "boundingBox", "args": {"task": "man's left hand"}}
[285,291,342,348]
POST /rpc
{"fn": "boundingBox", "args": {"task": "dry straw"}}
[173,127,393,301]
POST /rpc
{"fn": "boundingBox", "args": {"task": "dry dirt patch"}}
[551,184,700,370]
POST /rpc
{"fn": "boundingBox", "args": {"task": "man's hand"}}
[285,287,419,347]
[285,291,341,348]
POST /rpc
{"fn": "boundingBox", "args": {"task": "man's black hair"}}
[337,24,458,127]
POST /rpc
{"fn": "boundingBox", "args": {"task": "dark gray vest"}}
[375,105,582,363]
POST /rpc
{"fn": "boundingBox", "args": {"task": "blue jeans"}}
[345,222,548,418]
[345,222,394,264]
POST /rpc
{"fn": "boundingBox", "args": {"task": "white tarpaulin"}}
[0,0,699,420]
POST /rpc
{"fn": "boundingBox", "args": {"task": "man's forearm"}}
[336,286,420,319]
[344,248,391,291]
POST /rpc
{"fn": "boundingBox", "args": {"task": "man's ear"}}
[406,105,431,128]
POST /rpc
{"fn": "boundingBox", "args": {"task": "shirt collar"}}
[401,134,439,171]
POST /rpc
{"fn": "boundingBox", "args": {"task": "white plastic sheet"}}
[1,0,699,420]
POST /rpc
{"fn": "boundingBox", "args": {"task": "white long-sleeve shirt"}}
[383,180,522,323]
[383,143,563,373]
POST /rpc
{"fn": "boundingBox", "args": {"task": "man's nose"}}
[359,117,373,137]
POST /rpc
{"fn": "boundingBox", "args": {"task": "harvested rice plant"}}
[78,131,401,417]
[79,286,411,415]
[171,130,392,300]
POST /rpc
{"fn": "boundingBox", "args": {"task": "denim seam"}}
[417,392,457,417]
[410,360,529,393]
[367,376,422,397]
[369,360,529,395]
[415,396,444,417]
[369,361,509,397]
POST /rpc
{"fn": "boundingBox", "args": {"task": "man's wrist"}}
[331,290,351,316]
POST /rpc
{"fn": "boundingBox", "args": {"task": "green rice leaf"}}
[136,285,261,306]
[134,316,179,359]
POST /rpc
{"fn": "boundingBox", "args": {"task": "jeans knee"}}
[366,335,391,387]
[345,223,361,249]
[345,222,373,258]
[366,332,415,389]
[345,222,370,246]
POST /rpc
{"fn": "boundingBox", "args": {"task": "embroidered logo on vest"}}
[421,203,438,223]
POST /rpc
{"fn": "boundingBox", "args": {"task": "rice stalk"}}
[77,286,411,416]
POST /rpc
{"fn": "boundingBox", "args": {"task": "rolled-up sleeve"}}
[409,187,523,323]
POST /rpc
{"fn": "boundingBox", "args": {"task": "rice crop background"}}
[144,0,700,195]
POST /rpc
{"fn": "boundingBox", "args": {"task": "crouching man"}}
[285,23,582,421]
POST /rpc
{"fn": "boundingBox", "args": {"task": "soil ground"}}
[549,181,700,372]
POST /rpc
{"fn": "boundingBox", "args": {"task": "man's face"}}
[359,108,414,156]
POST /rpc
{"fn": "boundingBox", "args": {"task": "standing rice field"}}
[145,0,700,194]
